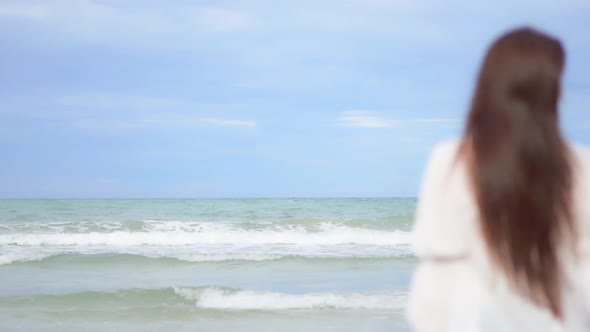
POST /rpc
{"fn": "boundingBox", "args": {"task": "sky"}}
[0,0,589,198]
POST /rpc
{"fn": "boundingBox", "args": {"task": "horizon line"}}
[0,196,418,200]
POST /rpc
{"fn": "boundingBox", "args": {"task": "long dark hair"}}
[460,27,575,318]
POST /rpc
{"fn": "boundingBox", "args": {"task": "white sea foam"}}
[0,222,411,247]
[0,221,413,265]
[0,252,54,265]
[168,253,284,262]
[174,287,407,310]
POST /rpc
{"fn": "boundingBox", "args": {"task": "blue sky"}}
[0,0,589,198]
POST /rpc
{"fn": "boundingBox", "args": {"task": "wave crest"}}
[1,286,406,311]
[175,287,406,310]
[0,221,410,246]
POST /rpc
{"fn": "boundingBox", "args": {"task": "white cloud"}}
[337,111,459,128]
[95,114,257,130]
[163,116,256,128]
[292,159,335,167]
[204,118,256,127]
[0,0,254,50]
[49,93,258,130]
[56,93,194,111]
[193,7,253,32]
[414,118,459,123]
[0,2,49,18]
[337,110,399,128]
[72,116,256,131]
[1,0,588,56]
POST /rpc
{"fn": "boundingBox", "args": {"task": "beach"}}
[0,198,415,331]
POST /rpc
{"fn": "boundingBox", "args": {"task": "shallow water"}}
[0,198,416,331]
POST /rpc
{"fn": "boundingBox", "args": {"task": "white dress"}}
[407,139,590,332]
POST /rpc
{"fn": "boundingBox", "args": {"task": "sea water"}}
[0,198,416,331]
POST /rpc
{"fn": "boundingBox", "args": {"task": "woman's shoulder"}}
[570,142,590,166]
[413,138,477,258]
[568,142,590,196]
[568,142,590,256]
[420,139,463,182]
[428,139,461,164]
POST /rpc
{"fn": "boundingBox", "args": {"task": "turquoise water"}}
[0,198,416,332]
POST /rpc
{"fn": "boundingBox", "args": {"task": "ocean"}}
[0,198,416,332]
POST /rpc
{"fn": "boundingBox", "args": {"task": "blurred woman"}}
[407,27,590,332]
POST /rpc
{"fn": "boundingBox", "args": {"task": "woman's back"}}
[407,27,590,332]
[407,139,590,332]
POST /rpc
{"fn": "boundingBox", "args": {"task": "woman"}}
[407,27,590,331]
